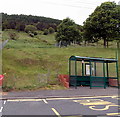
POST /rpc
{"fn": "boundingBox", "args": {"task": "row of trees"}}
[2,13,61,32]
[2,2,120,48]
[55,2,120,48]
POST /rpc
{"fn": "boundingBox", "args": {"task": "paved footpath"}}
[1,87,119,99]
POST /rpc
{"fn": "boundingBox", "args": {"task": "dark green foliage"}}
[15,22,25,31]
[49,27,55,34]
[25,25,37,33]
[2,13,61,32]
[43,29,49,35]
[36,22,48,31]
[56,18,82,46]
[9,32,19,40]
[33,31,38,35]
[83,2,120,48]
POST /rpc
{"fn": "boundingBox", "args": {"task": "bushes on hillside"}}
[25,25,38,37]
[43,29,49,35]
[25,25,37,33]
[9,32,19,40]
[48,27,55,34]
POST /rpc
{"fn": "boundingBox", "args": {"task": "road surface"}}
[0,95,120,116]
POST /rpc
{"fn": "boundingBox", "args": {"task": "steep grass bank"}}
[2,30,118,91]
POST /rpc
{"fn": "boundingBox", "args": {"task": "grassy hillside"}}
[2,30,119,91]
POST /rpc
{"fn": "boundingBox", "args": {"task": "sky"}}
[1,0,120,25]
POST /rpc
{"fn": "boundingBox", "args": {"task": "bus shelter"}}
[69,56,119,89]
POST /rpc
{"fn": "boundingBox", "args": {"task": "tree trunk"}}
[84,41,87,46]
[107,41,109,48]
[117,41,120,48]
[68,40,71,45]
[104,39,107,48]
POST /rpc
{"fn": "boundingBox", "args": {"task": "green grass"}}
[2,30,119,91]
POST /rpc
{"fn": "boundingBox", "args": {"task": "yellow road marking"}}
[111,96,120,100]
[51,108,61,117]
[73,98,119,111]
[7,99,42,102]
[89,105,119,111]
[106,112,120,116]
[74,99,104,103]
[47,95,118,100]
[73,99,113,105]
[81,101,113,105]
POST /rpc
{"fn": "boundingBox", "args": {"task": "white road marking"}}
[3,100,6,105]
[51,108,61,117]
[0,107,3,113]
[42,99,48,104]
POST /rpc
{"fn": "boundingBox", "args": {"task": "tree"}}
[43,29,49,35]
[2,13,61,32]
[83,2,120,48]
[55,18,82,46]
[115,4,120,48]
[15,22,25,31]
[48,27,55,34]
[25,25,37,33]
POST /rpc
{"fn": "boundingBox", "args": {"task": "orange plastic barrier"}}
[58,74,69,88]
[0,75,4,86]
[109,79,119,87]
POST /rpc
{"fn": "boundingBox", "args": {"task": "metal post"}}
[116,50,119,88]
[103,62,106,89]
[90,61,92,89]
[82,60,84,76]
[94,62,96,76]
[106,62,109,87]
[106,62,109,78]
[69,59,71,87]
[69,59,71,76]
[75,60,77,89]
[116,61,119,89]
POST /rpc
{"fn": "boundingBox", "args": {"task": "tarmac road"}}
[1,95,120,116]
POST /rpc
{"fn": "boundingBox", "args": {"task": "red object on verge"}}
[109,79,118,87]
[0,75,4,86]
[58,74,69,88]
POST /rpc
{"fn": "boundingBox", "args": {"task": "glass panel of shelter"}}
[76,61,105,77]
[70,60,76,76]
[108,62,117,78]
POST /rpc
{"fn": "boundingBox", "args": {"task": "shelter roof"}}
[69,56,117,63]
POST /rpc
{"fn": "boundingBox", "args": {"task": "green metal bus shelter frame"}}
[69,56,119,89]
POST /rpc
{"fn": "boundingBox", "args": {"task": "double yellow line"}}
[106,112,120,116]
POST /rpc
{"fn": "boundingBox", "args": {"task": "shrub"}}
[43,29,49,35]
[28,31,34,37]
[25,25,37,33]
[49,27,55,34]
[9,32,19,40]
